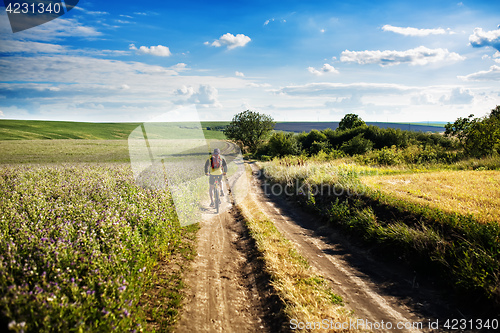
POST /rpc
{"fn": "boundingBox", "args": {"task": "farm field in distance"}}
[0,119,227,141]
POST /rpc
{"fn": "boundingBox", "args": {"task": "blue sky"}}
[1,0,500,122]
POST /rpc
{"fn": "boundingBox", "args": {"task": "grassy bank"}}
[260,157,500,311]
[237,165,358,333]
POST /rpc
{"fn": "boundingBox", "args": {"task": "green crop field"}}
[0,120,227,141]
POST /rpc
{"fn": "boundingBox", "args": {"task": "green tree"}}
[445,106,500,156]
[340,134,373,155]
[224,110,275,153]
[444,114,476,147]
[490,105,500,119]
[301,129,327,150]
[338,113,366,131]
[267,132,300,157]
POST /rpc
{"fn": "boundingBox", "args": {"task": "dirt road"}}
[175,148,473,333]
[175,145,282,333]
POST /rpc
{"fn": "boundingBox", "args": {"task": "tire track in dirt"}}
[248,161,456,333]
[175,144,280,333]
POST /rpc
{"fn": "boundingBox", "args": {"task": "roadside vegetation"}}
[239,107,500,312]
[0,150,197,332]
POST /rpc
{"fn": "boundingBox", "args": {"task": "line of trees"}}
[224,108,500,161]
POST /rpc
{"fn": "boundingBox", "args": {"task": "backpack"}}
[211,155,221,169]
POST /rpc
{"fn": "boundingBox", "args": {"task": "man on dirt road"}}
[205,148,227,207]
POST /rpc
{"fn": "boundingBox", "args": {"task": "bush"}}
[298,130,327,151]
[267,132,301,157]
[340,134,374,155]
[310,140,332,155]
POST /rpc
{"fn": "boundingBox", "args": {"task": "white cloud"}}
[440,88,474,105]
[171,63,188,72]
[340,46,465,66]
[0,110,4,117]
[210,33,251,50]
[264,18,286,26]
[176,86,196,96]
[459,65,500,81]
[411,93,437,105]
[247,83,272,88]
[1,18,102,42]
[0,40,67,53]
[278,82,415,96]
[129,44,172,57]
[382,25,448,36]
[235,71,245,77]
[469,28,500,51]
[175,84,222,107]
[72,7,108,15]
[325,94,363,109]
[307,64,339,76]
[0,55,182,84]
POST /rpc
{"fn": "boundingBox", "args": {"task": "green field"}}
[0,120,227,141]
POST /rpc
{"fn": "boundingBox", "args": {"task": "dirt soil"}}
[175,151,487,333]
[175,147,283,333]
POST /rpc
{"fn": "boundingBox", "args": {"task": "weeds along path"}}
[247,161,455,333]
[175,143,277,333]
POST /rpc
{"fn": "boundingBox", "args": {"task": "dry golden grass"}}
[238,165,362,332]
[362,170,500,223]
